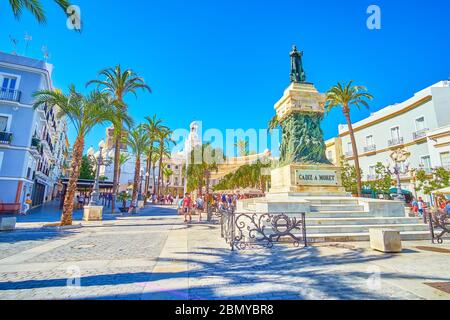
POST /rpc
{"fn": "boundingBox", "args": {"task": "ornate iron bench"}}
[428,210,450,244]
[220,211,307,251]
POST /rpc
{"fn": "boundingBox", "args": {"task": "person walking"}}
[21,194,32,215]
[182,193,193,223]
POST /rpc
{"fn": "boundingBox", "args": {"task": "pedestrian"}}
[195,195,204,222]
[445,200,450,217]
[182,193,193,223]
[411,198,419,216]
[417,197,425,218]
[21,194,32,215]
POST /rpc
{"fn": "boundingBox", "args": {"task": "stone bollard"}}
[0,217,17,231]
[369,228,402,253]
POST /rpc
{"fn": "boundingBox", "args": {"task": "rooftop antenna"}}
[24,32,32,56]
[41,45,50,61]
[9,35,18,55]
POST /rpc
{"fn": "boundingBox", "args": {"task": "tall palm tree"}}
[142,115,165,201]
[267,115,280,133]
[87,65,151,213]
[156,127,173,196]
[325,81,373,197]
[8,0,70,24]
[33,86,129,225]
[163,167,173,194]
[235,139,249,157]
[122,125,150,207]
[118,153,130,181]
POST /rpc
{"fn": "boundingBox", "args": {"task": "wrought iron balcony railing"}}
[0,89,21,103]
[413,128,429,140]
[364,144,377,153]
[0,132,13,145]
[345,151,354,157]
[388,137,404,147]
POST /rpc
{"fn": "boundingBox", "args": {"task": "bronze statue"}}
[290,45,306,83]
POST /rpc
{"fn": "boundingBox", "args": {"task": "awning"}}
[431,186,450,195]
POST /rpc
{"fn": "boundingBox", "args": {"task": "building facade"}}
[327,80,450,198]
[0,52,69,207]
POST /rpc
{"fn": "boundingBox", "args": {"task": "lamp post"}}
[388,148,411,201]
[87,140,109,206]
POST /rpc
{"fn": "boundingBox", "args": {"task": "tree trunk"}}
[157,141,163,196]
[144,149,153,203]
[60,135,84,226]
[112,124,122,213]
[344,109,362,197]
[132,156,140,204]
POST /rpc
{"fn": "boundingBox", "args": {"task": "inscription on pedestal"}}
[295,169,339,186]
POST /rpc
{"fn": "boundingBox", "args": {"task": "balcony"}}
[388,137,404,147]
[413,128,429,140]
[345,151,354,158]
[0,132,13,145]
[364,144,377,153]
[0,89,21,103]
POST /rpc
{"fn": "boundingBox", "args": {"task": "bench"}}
[430,210,450,244]
[0,203,21,215]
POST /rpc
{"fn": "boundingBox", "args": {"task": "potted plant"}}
[117,192,130,213]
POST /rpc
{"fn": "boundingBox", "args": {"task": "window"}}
[0,152,3,171]
[415,117,426,131]
[0,116,8,132]
[1,76,17,91]
[175,177,179,186]
[347,142,352,153]
[366,135,374,147]
[420,156,431,169]
[440,152,450,167]
[391,127,401,140]
[368,165,376,176]
[327,150,333,162]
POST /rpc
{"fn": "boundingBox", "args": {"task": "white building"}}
[334,80,450,198]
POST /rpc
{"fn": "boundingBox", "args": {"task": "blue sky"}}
[1,0,449,155]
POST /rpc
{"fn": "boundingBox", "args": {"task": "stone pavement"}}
[0,203,449,300]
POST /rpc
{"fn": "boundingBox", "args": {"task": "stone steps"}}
[306,231,431,242]
[305,223,429,235]
[306,217,422,226]
[310,204,365,212]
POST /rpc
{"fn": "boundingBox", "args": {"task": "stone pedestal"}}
[369,228,402,253]
[83,206,103,221]
[270,163,346,196]
[0,217,16,231]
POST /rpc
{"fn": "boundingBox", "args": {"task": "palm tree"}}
[267,115,280,133]
[118,153,130,181]
[142,115,165,201]
[33,86,129,225]
[87,65,151,213]
[156,127,173,196]
[8,0,71,24]
[325,81,373,197]
[122,125,150,208]
[235,139,249,157]
[163,167,173,194]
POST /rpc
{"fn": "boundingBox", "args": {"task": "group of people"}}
[411,197,450,222]
[176,192,256,223]
[147,194,175,205]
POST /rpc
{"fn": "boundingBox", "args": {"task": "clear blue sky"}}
[1,0,449,154]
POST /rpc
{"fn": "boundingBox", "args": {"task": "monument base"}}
[270,163,346,196]
[83,206,103,221]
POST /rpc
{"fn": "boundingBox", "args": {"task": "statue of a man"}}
[290,45,306,83]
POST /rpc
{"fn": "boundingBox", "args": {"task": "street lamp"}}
[88,140,110,206]
[387,148,411,201]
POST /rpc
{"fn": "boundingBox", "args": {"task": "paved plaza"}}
[0,203,449,300]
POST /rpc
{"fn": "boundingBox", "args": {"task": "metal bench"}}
[429,210,450,244]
